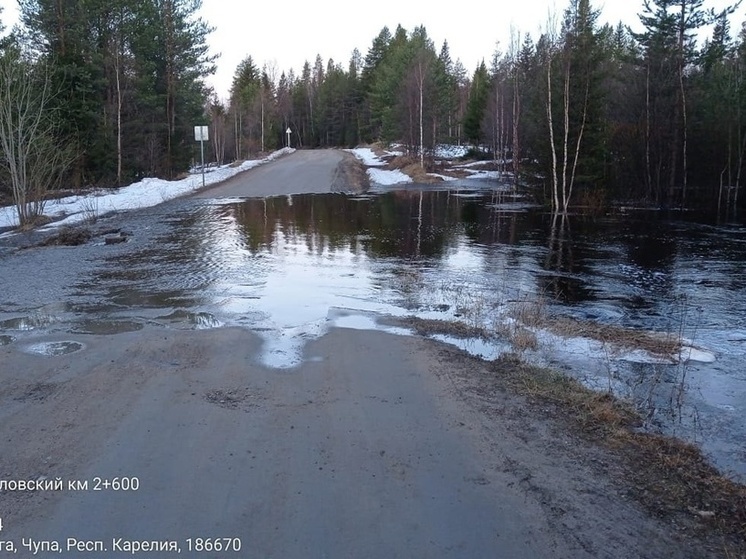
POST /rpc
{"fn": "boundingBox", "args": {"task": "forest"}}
[1,0,745,225]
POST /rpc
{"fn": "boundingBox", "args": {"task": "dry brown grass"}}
[546,317,682,357]
[500,358,637,426]
[384,155,442,183]
[492,356,746,553]
[508,295,548,328]
[505,292,683,358]
[509,326,539,352]
[578,187,608,215]
[17,214,54,231]
[402,162,439,183]
[388,154,416,170]
[404,317,488,340]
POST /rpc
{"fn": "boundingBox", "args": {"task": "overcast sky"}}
[1,0,744,99]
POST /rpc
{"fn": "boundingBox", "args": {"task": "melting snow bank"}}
[367,167,413,186]
[0,148,295,231]
[345,147,386,167]
[346,148,413,186]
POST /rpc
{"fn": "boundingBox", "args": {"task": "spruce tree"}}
[464,61,490,146]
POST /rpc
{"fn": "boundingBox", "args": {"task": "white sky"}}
[2,0,744,99]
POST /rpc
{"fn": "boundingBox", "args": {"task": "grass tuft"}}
[39,226,92,247]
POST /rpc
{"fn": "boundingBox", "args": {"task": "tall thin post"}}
[200,137,205,189]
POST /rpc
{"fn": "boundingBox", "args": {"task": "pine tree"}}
[17,0,216,182]
[633,0,735,204]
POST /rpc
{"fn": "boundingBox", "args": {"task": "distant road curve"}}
[195,149,366,198]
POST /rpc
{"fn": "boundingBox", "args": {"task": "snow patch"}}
[434,144,469,159]
[0,148,294,230]
[465,170,500,180]
[345,148,386,167]
[428,173,459,182]
[367,168,412,186]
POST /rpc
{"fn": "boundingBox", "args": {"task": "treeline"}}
[1,0,214,190]
[1,0,745,216]
[222,0,746,212]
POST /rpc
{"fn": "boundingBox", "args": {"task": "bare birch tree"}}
[545,0,597,214]
[544,13,561,212]
[0,50,71,227]
[509,28,522,185]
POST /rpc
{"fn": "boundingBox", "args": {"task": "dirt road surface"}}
[195,149,354,198]
[0,151,718,558]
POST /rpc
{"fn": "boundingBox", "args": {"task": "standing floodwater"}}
[1,189,744,478]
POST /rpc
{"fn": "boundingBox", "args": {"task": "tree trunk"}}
[645,64,653,201]
[115,44,123,186]
[566,73,590,213]
[418,62,424,168]
[547,55,559,212]
[561,56,571,213]
[163,0,175,176]
[512,72,520,184]
[678,6,688,208]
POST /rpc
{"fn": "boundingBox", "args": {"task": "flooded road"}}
[1,151,744,556]
[1,186,743,478]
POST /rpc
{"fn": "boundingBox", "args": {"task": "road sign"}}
[194,125,209,142]
[194,125,208,188]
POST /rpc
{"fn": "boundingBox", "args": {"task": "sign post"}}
[286,127,291,148]
[194,125,209,188]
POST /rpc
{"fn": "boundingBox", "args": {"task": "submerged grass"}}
[546,317,682,357]
[404,317,488,340]
[504,290,684,358]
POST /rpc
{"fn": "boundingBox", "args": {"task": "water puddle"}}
[154,310,223,330]
[0,314,58,331]
[70,319,144,335]
[22,341,84,356]
[429,334,510,361]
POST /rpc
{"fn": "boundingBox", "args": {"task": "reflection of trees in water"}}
[539,213,595,303]
[621,219,676,299]
[208,195,666,308]
[542,213,573,302]
[226,191,502,260]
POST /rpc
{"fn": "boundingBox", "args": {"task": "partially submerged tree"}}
[544,0,604,213]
